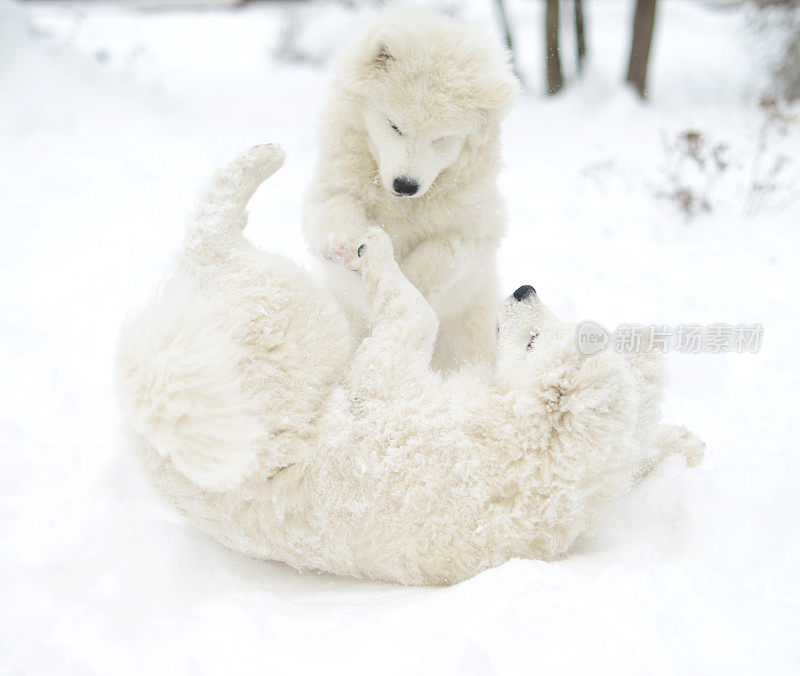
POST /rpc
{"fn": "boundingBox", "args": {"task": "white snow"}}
[1,1,799,673]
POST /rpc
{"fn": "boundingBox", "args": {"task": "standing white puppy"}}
[304,9,518,370]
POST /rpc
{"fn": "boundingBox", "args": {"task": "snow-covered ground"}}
[1,0,799,673]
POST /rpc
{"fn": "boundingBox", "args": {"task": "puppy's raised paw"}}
[358,227,394,264]
[341,241,368,275]
[322,231,362,266]
[336,226,394,275]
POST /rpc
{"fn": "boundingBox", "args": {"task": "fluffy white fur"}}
[303,9,519,371]
[115,146,704,586]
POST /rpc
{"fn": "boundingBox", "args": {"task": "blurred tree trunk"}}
[574,0,586,74]
[494,0,522,82]
[546,0,563,95]
[626,0,657,98]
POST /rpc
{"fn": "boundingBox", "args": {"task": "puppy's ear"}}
[476,69,520,110]
[373,42,394,69]
[366,27,397,70]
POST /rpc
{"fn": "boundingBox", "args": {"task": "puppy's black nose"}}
[513,285,536,301]
[393,176,419,196]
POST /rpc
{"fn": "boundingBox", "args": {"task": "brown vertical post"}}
[626,0,657,99]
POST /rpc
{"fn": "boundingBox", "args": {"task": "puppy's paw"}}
[655,424,706,469]
[321,230,364,265]
[239,143,285,177]
[352,226,394,271]
[681,432,706,468]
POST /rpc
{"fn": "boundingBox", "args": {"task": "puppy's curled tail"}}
[115,278,263,492]
[187,143,286,243]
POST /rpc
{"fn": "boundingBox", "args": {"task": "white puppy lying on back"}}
[304,9,519,371]
[116,146,703,586]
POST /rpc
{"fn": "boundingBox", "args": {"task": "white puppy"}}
[116,147,703,586]
[303,9,519,371]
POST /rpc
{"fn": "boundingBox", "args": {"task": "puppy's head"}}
[337,9,519,199]
[494,286,633,445]
[496,285,563,360]
[362,103,469,199]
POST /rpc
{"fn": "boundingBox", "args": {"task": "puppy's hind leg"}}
[343,227,439,393]
[116,279,263,492]
[636,424,705,480]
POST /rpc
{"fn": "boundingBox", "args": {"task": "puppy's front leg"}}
[342,228,439,396]
[399,235,498,319]
[400,235,500,369]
